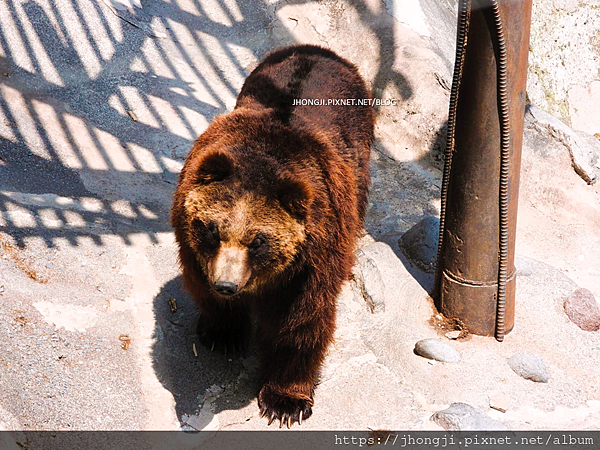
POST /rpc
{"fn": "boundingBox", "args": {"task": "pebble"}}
[508,353,549,383]
[489,391,510,413]
[398,217,440,273]
[431,403,509,431]
[563,288,600,332]
[414,338,461,363]
[445,330,461,340]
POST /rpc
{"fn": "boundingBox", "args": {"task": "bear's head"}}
[181,147,313,297]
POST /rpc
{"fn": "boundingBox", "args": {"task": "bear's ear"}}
[277,174,313,220]
[194,150,234,184]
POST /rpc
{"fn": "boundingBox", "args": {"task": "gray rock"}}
[563,288,600,331]
[414,338,461,363]
[398,217,440,273]
[354,249,386,313]
[431,403,509,431]
[508,353,550,383]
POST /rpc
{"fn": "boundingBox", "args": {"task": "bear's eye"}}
[249,235,265,250]
[207,221,219,239]
[192,219,220,243]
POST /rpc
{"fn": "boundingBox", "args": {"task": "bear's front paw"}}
[258,385,313,428]
[196,313,250,357]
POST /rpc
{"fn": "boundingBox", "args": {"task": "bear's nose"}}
[214,280,238,296]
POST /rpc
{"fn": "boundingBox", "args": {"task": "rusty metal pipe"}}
[434,0,532,338]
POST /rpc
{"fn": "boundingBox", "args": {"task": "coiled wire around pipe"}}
[491,0,511,342]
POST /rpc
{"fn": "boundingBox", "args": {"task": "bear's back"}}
[235,45,374,154]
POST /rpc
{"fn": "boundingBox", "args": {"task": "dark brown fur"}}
[171,45,374,427]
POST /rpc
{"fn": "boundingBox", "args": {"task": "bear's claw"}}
[258,386,313,428]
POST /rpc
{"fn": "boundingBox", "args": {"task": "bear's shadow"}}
[151,276,258,427]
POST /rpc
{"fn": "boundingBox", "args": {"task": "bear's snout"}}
[210,243,251,296]
[213,280,238,296]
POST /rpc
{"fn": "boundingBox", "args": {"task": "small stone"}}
[431,403,508,431]
[398,217,440,273]
[489,391,510,413]
[414,338,461,363]
[563,288,600,332]
[508,353,549,383]
[445,330,461,340]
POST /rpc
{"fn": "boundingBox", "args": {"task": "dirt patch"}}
[0,235,47,283]
[428,307,470,340]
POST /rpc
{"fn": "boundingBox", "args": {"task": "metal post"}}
[434,0,532,339]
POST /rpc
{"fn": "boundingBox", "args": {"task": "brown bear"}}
[171,44,374,427]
